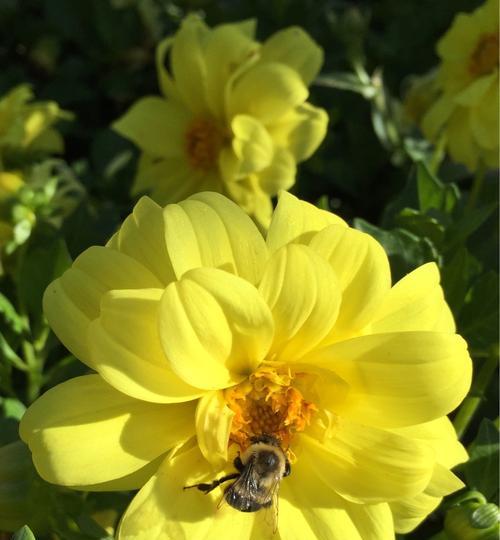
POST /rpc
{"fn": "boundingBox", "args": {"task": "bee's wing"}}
[263,477,281,535]
[218,461,261,510]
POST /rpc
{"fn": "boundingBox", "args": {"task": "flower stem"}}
[22,339,44,403]
[453,352,498,439]
[466,162,485,212]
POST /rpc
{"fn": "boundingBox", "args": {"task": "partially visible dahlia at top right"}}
[20,191,471,539]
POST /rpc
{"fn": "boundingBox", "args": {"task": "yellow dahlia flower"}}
[112,16,327,226]
[0,84,68,163]
[421,0,499,170]
[21,192,471,539]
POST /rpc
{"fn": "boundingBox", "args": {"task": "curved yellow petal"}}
[204,23,259,120]
[116,197,175,286]
[260,27,323,86]
[309,224,391,337]
[305,332,472,428]
[259,244,341,361]
[112,96,191,157]
[118,445,270,540]
[302,419,434,503]
[195,391,234,468]
[164,191,268,285]
[43,247,163,368]
[257,147,296,195]
[268,103,328,162]
[470,77,499,151]
[156,37,181,101]
[391,417,468,468]
[171,15,210,115]
[446,106,479,170]
[20,375,196,486]
[230,114,274,175]
[131,153,158,196]
[266,191,346,253]
[159,268,274,390]
[366,262,455,334]
[89,289,203,403]
[228,63,308,124]
[421,94,455,140]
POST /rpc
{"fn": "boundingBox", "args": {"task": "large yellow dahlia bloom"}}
[112,16,327,226]
[21,192,471,539]
[421,0,499,170]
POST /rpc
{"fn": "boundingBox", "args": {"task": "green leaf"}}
[464,419,500,502]
[17,228,72,321]
[0,332,27,371]
[460,272,499,350]
[416,160,459,214]
[1,397,26,420]
[0,292,26,334]
[12,525,36,540]
[395,208,445,246]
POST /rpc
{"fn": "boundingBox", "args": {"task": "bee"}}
[184,434,291,514]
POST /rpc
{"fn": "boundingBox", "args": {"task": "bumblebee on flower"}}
[21,190,471,539]
[112,15,328,227]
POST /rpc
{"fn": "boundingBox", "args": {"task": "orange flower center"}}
[224,366,318,454]
[469,32,499,77]
[184,118,224,171]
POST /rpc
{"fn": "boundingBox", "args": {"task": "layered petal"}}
[228,63,308,124]
[163,192,268,285]
[19,375,196,487]
[301,418,434,503]
[118,445,273,540]
[260,27,323,86]
[43,247,162,368]
[259,244,341,361]
[257,147,296,196]
[267,103,328,162]
[159,268,274,390]
[305,332,472,428]
[89,289,203,403]
[365,263,455,334]
[112,97,191,158]
[309,224,391,337]
[195,391,234,468]
[266,191,346,253]
[116,197,175,286]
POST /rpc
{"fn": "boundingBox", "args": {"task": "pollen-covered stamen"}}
[224,366,317,454]
[184,118,224,171]
[469,32,499,77]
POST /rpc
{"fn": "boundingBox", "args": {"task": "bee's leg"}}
[233,455,244,472]
[184,473,240,494]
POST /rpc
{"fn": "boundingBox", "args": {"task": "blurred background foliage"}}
[0,1,497,539]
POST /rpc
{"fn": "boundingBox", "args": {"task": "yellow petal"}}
[391,417,468,468]
[228,63,308,124]
[421,94,455,140]
[159,268,274,390]
[43,247,162,368]
[230,114,274,175]
[470,77,499,151]
[366,262,455,334]
[156,37,181,102]
[164,191,268,285]
[267,102,328,162]
[171,15,210,114]
[455,73,496,107]
[89,289,203,403]
[20,375,196,486]
[446,106,479,170]
[309,224,391,337]
[116,197,175,286]
[266,191,346,253]
[259,244,341,361]
[306,332,472,428]
[204,22,259,120]
[302,418,434,503]
[130,153,157,196]
[118,445,271,540]
[195,391,234,468]
[112,96,191,157]
[260,27,323,86]
[257,147,296,195]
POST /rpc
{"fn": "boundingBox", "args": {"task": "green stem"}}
[454,353,499,439]
[466,162,486,212]
[22,339,44,403]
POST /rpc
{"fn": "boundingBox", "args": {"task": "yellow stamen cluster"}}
[224,366,317,453]
[184,118,224,171]
[469,32,499,76]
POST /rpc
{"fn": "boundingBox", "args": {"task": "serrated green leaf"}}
[464,419,500,502]
[11,525,36,540]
